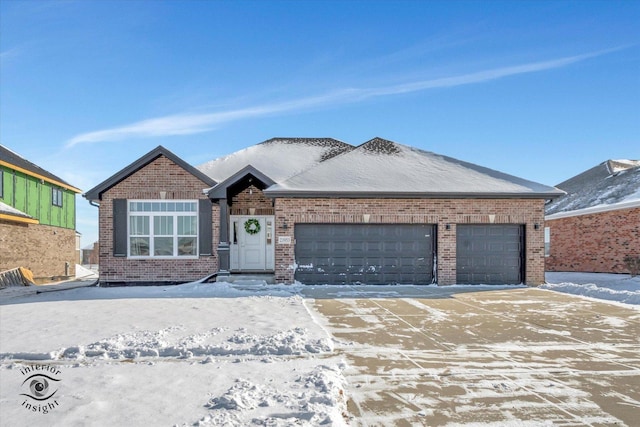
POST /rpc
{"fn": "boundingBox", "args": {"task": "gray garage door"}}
[456,225,524,285]
[295,224,435,285]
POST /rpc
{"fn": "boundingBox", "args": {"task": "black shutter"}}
[199,199,213,256]
[113,199,127,257]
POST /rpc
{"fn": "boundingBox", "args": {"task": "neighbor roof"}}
[545,159,640,215]
[265,137,564,199]
[84,145,217,201]
[197,138,353,183]
[0,145,81,193]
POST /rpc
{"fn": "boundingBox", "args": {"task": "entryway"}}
[230,215,275,272]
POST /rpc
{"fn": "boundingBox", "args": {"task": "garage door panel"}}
[295,224,434,285]
[457,225,524,285]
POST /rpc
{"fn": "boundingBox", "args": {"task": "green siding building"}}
[0,145,82,281]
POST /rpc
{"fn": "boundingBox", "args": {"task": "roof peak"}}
[357,137,402,155]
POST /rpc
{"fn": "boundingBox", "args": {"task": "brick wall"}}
[230,185,274,215]
[274,198,546,285]
[0,220,77,282]
[98,155,218,285]
[546,207,640,273]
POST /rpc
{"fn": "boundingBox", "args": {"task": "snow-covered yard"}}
[0,283,348,426]
[543,272,640,305]
[0,273,638,426]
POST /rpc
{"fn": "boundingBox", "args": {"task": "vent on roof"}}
[361,138,401,155]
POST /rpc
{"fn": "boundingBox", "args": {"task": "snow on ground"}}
[1,273,637,426]
[0,282,348,427]
[543,272,640,305]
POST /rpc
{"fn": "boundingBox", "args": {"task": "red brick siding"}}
[274,198,546,285]
[98,156,218,284]
[546,207,640,273]
[230,186,274,215]
[0,220,76,282]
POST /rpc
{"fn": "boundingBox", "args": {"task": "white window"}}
[128,200,198,258]
[544,227,550,257]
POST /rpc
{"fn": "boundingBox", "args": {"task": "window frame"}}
[544,226,551,257]
[52,187,63,207]
[0,170,3,199]
[127,200,199,259]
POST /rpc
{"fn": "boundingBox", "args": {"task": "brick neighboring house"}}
[545,160,640,273]
[0,145,82,282]
[85,138,563,286]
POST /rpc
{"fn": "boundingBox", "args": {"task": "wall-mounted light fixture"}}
[282,221,288,229]
[534,223,540,230]
[445,224,451,231]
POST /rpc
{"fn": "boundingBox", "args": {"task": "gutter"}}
[263,190,566,199]
[546,199,640,220]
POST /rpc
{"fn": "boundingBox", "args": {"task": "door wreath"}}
[244,218,261,235]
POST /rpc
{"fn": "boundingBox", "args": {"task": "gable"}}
[84,146,216,201]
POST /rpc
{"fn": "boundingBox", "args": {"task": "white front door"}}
[230,216,275,271]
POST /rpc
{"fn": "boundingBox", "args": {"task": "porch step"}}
[216,274,276,285]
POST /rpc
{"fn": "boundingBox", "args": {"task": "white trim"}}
[545,199,640,220]
[127,199,199,259]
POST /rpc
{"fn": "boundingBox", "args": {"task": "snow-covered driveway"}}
[307,286,640,426]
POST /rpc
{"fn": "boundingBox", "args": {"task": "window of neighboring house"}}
[544,227,551,257]
[128,200,198,258]
[52,187,63,207]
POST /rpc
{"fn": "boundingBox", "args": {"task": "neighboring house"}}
[84,137,563,286]
[82,241,100,265]
[545,159,640,274]
[0,145,82,281]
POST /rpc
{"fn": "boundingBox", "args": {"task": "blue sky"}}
[1,0,639,247]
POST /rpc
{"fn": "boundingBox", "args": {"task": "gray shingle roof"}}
[0,145,79,191]
[545,160,640,215]
[266,137,564,198]
[197,137,353,183]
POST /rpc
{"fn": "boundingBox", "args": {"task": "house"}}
[82,241,100,266]
[0,145,82,282]
[545,159,640,274]
[84,137,563,286]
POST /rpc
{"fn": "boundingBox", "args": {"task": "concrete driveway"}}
[306,286,640,426]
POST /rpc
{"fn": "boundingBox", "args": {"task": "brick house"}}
[85,138,563,286]
[545,160,640,273]
[0,145,82,282]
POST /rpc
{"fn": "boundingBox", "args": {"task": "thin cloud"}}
[66,48,620,147]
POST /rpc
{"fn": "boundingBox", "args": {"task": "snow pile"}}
[543,272,640,305]
[0,326,331,362]
[541,282,640,305]
[193,365,347,426]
